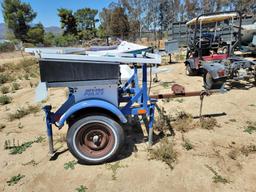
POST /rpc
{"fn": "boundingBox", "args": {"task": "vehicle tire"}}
[67,115,124,164]
[203,72,225,89]
[185,64,197,76]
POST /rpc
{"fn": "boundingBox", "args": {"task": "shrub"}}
[54,34,78,47]
[0,73,9,85]
[0,95,12,105]
[0,42,15,53]
[0,85,10,94]
[12,82,20,91]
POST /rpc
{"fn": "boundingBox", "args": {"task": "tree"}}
[43,32,55,46]
[184,0,200,20]
[110,7,130,38]
[75,8,98,39]
[119,0,143,38]
[2,0,37,41]
[99,8,112,37]
[99,4,130,38]
[158,0,180,31]
[58,8,77,35]
[231,0,256,14]
[27,23,45,44]
[96,25,106,38]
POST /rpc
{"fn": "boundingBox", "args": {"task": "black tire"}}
[67,115,124,164]
[203,72,225,90]
[185,64,197,76]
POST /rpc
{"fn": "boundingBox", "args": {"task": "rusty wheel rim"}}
[75,122,115,159]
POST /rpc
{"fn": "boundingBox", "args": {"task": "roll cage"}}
[187,11,242,59]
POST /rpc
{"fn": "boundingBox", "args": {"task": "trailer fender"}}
[203,63,226,79]
[56,100,127,128]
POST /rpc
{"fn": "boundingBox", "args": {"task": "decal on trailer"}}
[84,88,104,97]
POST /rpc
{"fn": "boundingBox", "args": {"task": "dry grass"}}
[0,59,39,83]
[172,111,196,133]
[200,117,219,130]
[0,85,10,94]
[240,145,256,157]
[0,123,6,132]
[205,165,229,184]
[154,106,173,132]
[228,148,240,160]
[148,137,177,169]
[8,105,41,121]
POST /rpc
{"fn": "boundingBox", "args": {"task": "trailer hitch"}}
[150,84,226,120]
[150,84,224,99]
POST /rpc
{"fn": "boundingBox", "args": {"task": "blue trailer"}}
[27,50,161,164]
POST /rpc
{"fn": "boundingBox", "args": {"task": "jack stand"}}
[43,105,55,156]
[199,90,210,120]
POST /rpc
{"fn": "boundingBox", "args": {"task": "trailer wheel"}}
[185,64,197,76]
[203,72,225,90]
[67,115,124,164]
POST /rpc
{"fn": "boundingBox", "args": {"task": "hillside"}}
[0,23,62,39]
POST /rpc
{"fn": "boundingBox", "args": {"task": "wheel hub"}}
[76,122,115,158]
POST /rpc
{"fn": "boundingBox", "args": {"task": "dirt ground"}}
[0,53,256,192]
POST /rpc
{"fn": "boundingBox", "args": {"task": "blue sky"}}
[0,0,117,27]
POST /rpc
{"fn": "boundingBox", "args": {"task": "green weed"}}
[4,136,45,154]
[243,121,256,134]
[7,174,25,186]
[75,185,88,192]
[106,161,127,180]
[161,82,172,88]
[64,160,77,170]
[183,139,193,151]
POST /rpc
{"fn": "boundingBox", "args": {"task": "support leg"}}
[43,106,55,156]
[148,105,155,146]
